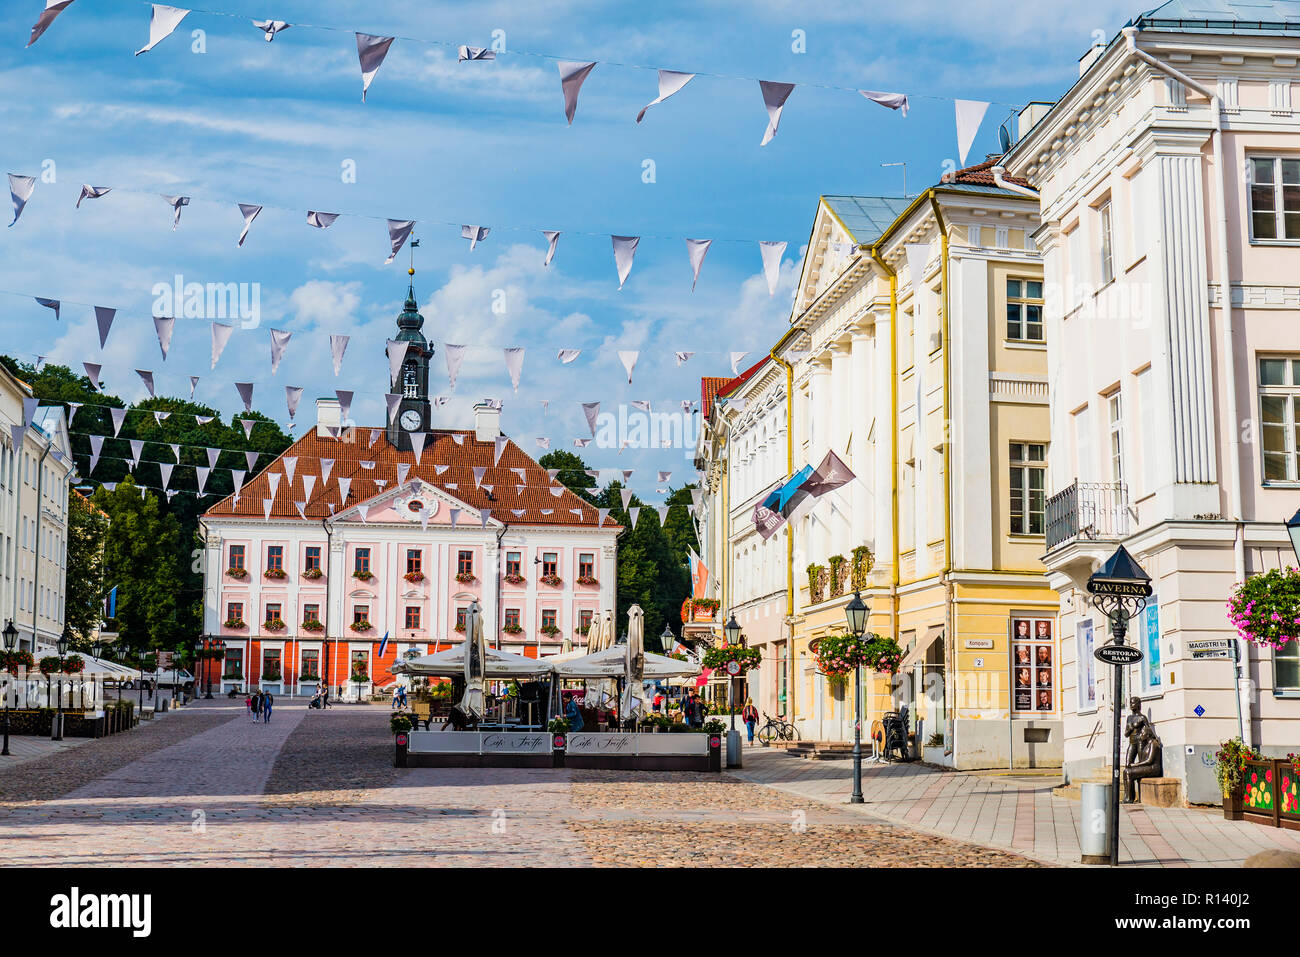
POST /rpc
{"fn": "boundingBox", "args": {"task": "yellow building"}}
[770,160,1061,768]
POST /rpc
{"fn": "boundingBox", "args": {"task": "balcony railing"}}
[1045,480,1131,552]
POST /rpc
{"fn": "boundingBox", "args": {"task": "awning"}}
[548,646,700,679]
[392,644,552,679]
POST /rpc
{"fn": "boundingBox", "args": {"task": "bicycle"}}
[757,711,800,746]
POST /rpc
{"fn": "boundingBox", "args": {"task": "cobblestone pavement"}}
[0,701,1040,866]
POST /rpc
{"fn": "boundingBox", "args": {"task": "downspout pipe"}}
[1122,26,1249,741]
[991,166,1039,199]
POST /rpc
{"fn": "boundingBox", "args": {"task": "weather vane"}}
[409,236,419,276]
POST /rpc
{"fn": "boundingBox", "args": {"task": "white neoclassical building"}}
[695,357,790,718]
[1,362,74,651]
[1003,3,1300,802]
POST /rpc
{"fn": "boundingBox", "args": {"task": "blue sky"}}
[1,0,1147,499]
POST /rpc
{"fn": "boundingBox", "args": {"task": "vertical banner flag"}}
[688,547,710,599]
[758,80,795,146]
[558,61,597,124]
[356,33,395,101]
[636,69,695,123]
[135,4,189,56]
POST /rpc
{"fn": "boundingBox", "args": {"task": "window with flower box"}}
[354,548,371,574]
[353,605,369,625]
[458,551,473,576]
[229,544,245,570]
[406,549,421,574]
[503,608,521,634]
[303,604,320,623]
[579,553,594,578]
[456,606,467,631]
[542,609,557,630]
[579,609,593,633]
[405,606,421,629]
[542,553,558,577]
[304,546,321,572]
[506,551,521,576]
[266,545,283,571]
[226,602,243,624]
[265,603,282,623]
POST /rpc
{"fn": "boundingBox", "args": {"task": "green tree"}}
[538,450,598,504]
[64,490,109,646]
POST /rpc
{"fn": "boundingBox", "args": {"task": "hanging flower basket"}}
[61,655,85,675]
[0,649,34,674]
[1227,568,1300,650]
[351,669,369,683]
[302,567,323,580]
[38,656,62,676]
[702,646,762,673]
[812,632,904,678]
[404,571,426,583]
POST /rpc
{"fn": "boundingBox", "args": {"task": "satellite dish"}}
[998,122,1013,153]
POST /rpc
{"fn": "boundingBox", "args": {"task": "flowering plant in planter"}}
[349,620,372,633]
[539,574,563,587]
[223,617,247,629]
[263,618,286,632]
[1214,737,1260,796]
[1227,567,1300,650]
[502,623,523,635]
[404,570,425,583]
[0,649,34,674]
[38,656,62,676]
[262,671,282,682]
[302,567,323,580]
[454,623,466,633]
[504,573,526,586]
[540,624,561,637]
[351,668,369,683]
[702,646,762,673]
[300,672,320,682]
[455,572,477,584]
[576,575,599,586]
[221,671,243,680]
[352,569,374,582]
[61,655,85,675]
[300,619,324,632]
[263,568,287,580]
[226,566,248,580]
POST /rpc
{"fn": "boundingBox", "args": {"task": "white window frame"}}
[1009,442,1047,536]
[1098,202,1115,285]
[1258,355,1300,484]
[1106,389,1125,485]
[1006,278,1045,342]
[1248,156,1300,244]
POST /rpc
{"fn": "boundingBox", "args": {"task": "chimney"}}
[315,398,340,438]
[1018,101,1055,141]
[474,402,501,443]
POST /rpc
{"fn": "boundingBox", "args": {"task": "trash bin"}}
[1081,781,1111,865]
[726,729,742,768]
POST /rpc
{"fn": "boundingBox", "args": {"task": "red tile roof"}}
[203,427,619,529]
[700,377,730,421]
[942,155,1033,190]
[717,356,769,400]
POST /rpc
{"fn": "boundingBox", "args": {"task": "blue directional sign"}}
[1193,704,1206,717]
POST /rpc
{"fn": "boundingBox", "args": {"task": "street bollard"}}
[1081,781,1112,865]
[707,734,722,772]
[394,732,408,768]
[551,733,566,768]
[159,698,169,713]
[726,729,742,769]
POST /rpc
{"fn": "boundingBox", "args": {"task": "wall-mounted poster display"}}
[1077,618,1096,712]
[1011,616,1056,715]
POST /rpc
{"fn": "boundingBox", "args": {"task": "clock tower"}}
[386,268,433,452]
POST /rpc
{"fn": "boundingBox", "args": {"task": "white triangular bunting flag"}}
[240,419,255,441]
[612,235,639,289]
[542,230,561,267]
[337,476,351,504]
[384,219,414,264]
[110,407,126,437]
[356,33,395,102]
[282,457,297,484]
[285,386,303,419]
[759,241,787,296]
[263,498,273,520]
[618,350,638,383]
[35,297,60,320]
[302,475,316,500]
[319,459,334,484]
[28,1,75,48]
[620,488,634,509]
[231,469,246,495]
[582,402,600,437]
[860,89,909,117]
[396,463,411,486]
[955,99,990,168]
[235,382,254,412]
[151,315,174,359]
[458,45,495,61]
[7,174,35,227]
[294,501,308,520]
[244,449,258,470]
[205,447,219,469]
[472,466,486,487]
[759,80,795,146]
[461,224,490,250]
[236,203,262,246]
[66,401,81,424]
[136,369,155,397]
[269,328,291,373]
[335,390,353,422]
[444,344,466,390]
[598,508,610,526]
[480,509,492,529]
[558,61,597,124]
[253,19,290,41]
[330,334,349,375]
[535,437,550,450]
[267,473,281,500]
[636,69,695,123]
[656,505,669,525]
[88,435,103,473]
[94,306,115,348]
[385,393,401,424]
[369,429,382,446]
[449,508,460,528]
[410,431,426,464]
[195,466,210,494]
[557,349,580,364]
[189,376,199,399]
[356,503,369,523]
[211,322,234,369]
[629,507,640,527]
[307,210,339,229]
[905,242,932,285]
[494,435,508,465]
[685,239,711,290]
[136,4,189,56]
[503,347,525,392]
[386,339,410,388]
[731,351,749,375]
[159,462,173,489]
[162,194,189,229]
[76,185,111,209]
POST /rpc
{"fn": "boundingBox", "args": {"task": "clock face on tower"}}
[400,409,422,431]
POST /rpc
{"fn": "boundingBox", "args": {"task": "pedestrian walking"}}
[251,691,263,723]
[742,697,760,744]
[391,686,402,710]
[263,692,274,723]
[245,693,252,716]
[398,686,408,709]
[322,686,331,709]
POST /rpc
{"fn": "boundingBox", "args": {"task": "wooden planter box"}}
[1223,792,1244,821]
[1236,759,1300,830]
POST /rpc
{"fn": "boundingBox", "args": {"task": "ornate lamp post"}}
[91,639,104,713]
[53,628,70,741]
[1086,545,1152,868]
[723,614,741,732]
[844,590,870,804]
[659,622,674,655]
[2,620,17,757]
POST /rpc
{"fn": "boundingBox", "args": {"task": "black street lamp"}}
[723,614,741,738]
[660,623,674,656]
[1286,509,1300,566]
[2,620,17,757]
[844,590,870,804]
[53,629,70,741]
[1086,545,1152,868]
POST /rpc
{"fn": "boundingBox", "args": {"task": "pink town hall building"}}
[198,284,619,698]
